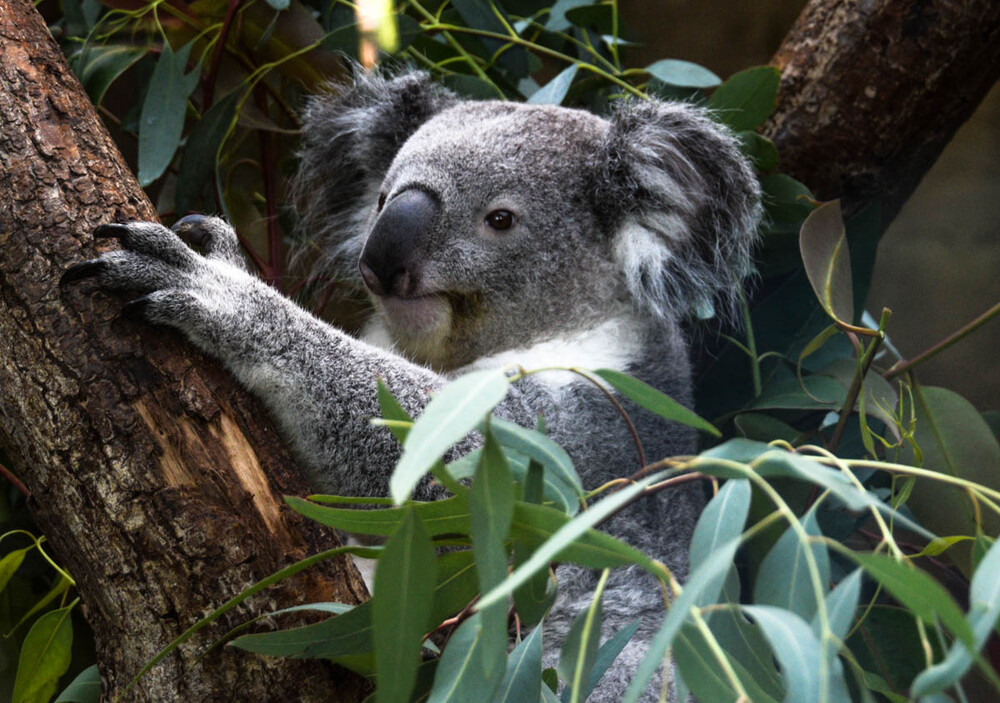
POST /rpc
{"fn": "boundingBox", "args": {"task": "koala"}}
[62,70,761,701]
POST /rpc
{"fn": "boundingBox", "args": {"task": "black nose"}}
[359,189,439,297]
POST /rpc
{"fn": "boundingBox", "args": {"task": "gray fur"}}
[68,69,761,702]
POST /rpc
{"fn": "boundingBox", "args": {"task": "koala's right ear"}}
[294,69,456,279]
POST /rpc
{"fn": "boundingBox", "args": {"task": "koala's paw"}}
[60,217,251,331]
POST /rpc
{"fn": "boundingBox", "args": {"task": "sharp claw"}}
[120,295,153,321]
[94,223,131,240]
[60,260,106,285]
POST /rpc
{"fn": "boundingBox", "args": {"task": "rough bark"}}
[0,0,368,700]
[765,0,1000,225]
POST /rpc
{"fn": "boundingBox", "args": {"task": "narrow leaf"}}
[742,606,827,703]
[0,546,30,593]
[593,368,720,436]
[583,619,641,700]
[286,494,471,537]
[558,570,608,703]
[527,64,579,105]
[176,87,240,214]
[815,569,862,642]
[391,369,509,503]
[495,624,543,703]
[137,41,200,186]
[373,507,437,703]
[426,613,504,703]
[754,507,830,621]
[491,417,582,493]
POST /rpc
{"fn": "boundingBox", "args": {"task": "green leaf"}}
[527,64,579,106]
[737,130,779,171]
[564,4,614,32]
[903,385,1000,563]
[470,429,515,677]
[799,201,854,323]
[264,0,289,9]
[645,59,721,89]
[753,507,829,621]
[286,494,471,537]
[70,44,147,106]
[558,571,607,703]
[708,65,781,132]
[426,613,505,703]
[582,619,641,700]
[491,417,582,494]
[848,553,975,650]
[815,569,861,642]
[732,413,799,443]
[450,446,576,514]
[495,625,543,703]
[911,535,1000,695]
[593,368,720,436]
[392,369,509,503]
[55,664,100,703]
[176,87,240,214]
[373,507,437,703]
[12,604,75,703]
[479,476,666,611]
[544,0,593,31]
[621,537,742,703]
[750,374,845,411]
[742,605,850,703]
[689,479,751,580]
[0,546,30,593]
[137,41,201,186]
[673,622,782,703]
[451,0,529,78]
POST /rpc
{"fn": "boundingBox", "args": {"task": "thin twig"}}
[886,299,1000,379]
[0,462,29,497]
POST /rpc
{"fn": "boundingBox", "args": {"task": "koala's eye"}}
[485,209,514,231]
[377,193,387,212]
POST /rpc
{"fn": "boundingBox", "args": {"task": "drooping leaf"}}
[707,65,781,132]
[558,574,606,703]
[621,537,742,703]
[176,87,241,214]
[815,569,862,642]
[54,664,100,703]
[593,368,720,436]
[285,494,471,537]
[470,428,515,677]
[426,613,505,703]
[495,624,544,703]
[800,201,854,323]
[491,417,582,494]
[645,58,721,89]
[544,0,594,31]
[581,618,641,700]
[911,535,1000,695]
[391,370,509,503]
[742,605,850,703]
[373,507,437,703]
[673,621,782,703]
[754,507,830,621]
[137,40,200,186]
[848,552,975,650]
[70,44,147,106]
[527,64,579,105]
[689,479,751,579]
[0,546,30,593]
[12,604,75,703]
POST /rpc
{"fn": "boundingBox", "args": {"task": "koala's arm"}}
[61,216,537,499]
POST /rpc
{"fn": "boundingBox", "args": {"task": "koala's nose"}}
[360,189,439,297]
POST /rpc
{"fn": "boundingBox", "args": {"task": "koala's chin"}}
[367,294,454,368]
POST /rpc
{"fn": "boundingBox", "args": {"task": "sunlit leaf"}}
[391,369,509,503]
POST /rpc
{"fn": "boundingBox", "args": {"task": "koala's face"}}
[358,103,625,370]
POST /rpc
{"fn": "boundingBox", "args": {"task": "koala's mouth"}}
[375,293,452,338]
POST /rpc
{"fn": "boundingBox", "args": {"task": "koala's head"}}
[297,70,761,371]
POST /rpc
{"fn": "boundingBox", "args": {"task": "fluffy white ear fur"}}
[598,100,763,323]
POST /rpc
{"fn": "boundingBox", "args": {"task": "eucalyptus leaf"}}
[646,59,721,89]
[391,369,509,503]
[707,66,781,132]
[558,576,605,703]
[754,506,830,621]
[495,624,543,703]
[800,201,854,323]
[815,569,862,642]
[12,604,75,703]
[527,64,579,105]
[70,44,147,106]
[137,41,200,186]
[373,507,437,703]
[176,87,240,214]
[427,613,505,703]
[593,368,720,436]
[55,664,100,703]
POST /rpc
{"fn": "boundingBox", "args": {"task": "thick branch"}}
[765,0,1000,224]
[0,0,367,700]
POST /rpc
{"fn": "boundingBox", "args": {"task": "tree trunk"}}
[765,0,1000,225]
[0,0,368,700]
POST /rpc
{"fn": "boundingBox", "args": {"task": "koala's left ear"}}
[593,100,762,322]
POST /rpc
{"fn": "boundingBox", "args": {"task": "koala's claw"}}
[120,295,153,321]
[60,260,106,285]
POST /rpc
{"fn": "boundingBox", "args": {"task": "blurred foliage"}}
[2,0,1000,701]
